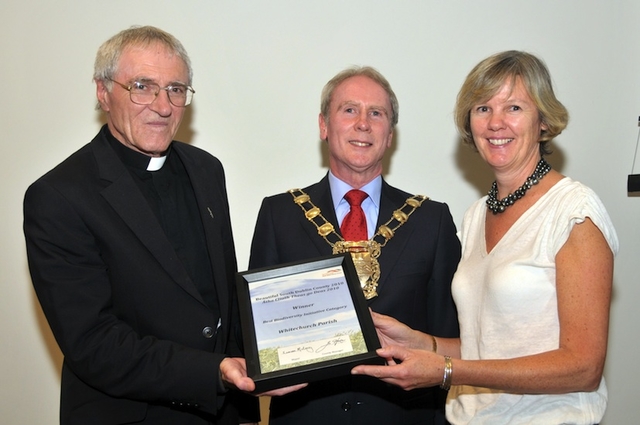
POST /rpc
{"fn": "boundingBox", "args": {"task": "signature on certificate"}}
[315,337,346,353]
[278,335,355,366]
[281,345,314,354]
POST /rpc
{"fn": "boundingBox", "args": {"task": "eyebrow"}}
[133,77,189,86]
[337,100,389,114]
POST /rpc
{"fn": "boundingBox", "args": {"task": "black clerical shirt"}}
[104,126,220,320]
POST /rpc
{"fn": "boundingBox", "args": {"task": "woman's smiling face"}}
[470,77,547,176]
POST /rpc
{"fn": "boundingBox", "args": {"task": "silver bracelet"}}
[440,356,452,390]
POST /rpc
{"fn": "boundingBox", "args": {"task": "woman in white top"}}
[352,50,618,425]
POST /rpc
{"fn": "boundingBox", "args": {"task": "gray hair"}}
[93,25,192,87]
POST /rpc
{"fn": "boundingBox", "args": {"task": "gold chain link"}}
[289,188,428,299]
[289,189,428,247]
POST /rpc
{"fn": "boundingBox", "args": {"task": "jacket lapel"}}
[303,175,339,256]
[174,143,233,323]
[375,180,414,294]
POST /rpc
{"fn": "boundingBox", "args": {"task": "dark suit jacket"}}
[24,129,257,425]
[249,175,461,425]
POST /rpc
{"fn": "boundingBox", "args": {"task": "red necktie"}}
[341,189,368,241]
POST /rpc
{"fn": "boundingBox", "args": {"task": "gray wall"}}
[2,1,638,423]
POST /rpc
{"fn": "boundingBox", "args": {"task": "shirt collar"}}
[103,125,170,172]
[328,171,382,209]
[146,156,167,171]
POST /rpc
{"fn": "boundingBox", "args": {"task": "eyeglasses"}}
[108,79,195,107]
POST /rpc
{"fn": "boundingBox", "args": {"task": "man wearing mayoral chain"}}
[248,66,461,425]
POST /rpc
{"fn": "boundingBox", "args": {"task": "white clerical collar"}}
[146,156,167,171]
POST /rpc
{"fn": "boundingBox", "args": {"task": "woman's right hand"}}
[370,311,431,350]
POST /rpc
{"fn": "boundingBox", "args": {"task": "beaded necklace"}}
[486,158,551,214]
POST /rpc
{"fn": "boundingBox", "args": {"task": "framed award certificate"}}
[236,254,383,393]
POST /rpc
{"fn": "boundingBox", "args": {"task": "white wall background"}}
[2,1,638,423]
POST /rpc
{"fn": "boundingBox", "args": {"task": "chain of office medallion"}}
[288,189,428,247]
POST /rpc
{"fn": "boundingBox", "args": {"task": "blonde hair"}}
[454,50,568,154]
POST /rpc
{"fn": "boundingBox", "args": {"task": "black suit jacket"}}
[249,175,461,425]
[24,129,257,425]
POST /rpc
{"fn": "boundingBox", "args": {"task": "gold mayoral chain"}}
[289,189,428,300]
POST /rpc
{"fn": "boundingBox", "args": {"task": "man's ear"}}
[318,113,328,141]
[386,129,394,148]
[95,80,110,112]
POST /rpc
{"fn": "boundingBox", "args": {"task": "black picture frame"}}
[236,253,383,393]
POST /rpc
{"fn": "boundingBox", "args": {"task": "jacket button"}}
[202,326,214,338]
[341,401,351,411]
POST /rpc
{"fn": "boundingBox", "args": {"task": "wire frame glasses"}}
[109,79,195,107]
